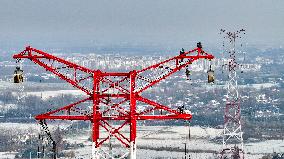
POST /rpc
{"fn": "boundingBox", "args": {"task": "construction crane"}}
[13,42,214,159]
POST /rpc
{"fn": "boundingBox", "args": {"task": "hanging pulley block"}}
[14,66,24,83]
[207,65,214,83]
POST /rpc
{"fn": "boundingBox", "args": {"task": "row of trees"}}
[0,91,81,118]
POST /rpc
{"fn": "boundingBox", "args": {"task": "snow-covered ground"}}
[66,125,278,159]
[0,81,81,100]
[202,82,279,90]
[0,152,17,159]
[0,123,283,159]
[26,90,85,99]
[0,122,71,131]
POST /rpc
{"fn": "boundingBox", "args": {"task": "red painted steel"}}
[13,44,214,151]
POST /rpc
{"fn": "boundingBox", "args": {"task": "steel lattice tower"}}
[13,43,214,159]
[220,29,245,158]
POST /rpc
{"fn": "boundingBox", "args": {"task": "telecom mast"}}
[220,29,245,159]
[13,43,214,159]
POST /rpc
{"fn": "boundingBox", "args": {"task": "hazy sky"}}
[0,0,283,48]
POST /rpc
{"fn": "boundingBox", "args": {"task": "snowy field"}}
[0,122,283,159]
[67,126,279,159]
[25,89,85,99]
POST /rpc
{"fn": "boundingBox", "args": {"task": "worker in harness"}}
[180,48,185,63]
[185,68,191,80]
[177,105,185,114]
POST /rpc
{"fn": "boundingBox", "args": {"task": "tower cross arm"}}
[13,46,94,95]
[135,46,214,93]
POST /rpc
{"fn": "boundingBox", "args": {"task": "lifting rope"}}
[39,120,57,159]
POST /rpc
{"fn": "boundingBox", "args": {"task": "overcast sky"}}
[0,0,283,48]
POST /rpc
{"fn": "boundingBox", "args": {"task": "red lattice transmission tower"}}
[220,29,246,159]
[13,42,214,159]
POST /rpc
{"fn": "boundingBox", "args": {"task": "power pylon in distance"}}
[220,29,246,159]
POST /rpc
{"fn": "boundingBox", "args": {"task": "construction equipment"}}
[13,66,24,83]
[207,65,214,83]
[13,43,214,159]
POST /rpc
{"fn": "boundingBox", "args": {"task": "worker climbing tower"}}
[13,42,214,159]
[220,29,246,159]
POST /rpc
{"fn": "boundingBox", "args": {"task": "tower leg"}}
[129,71,137,159]
[92,142,99,159]
[92,118,100,159]
[92,70,101,159]
[130,141,137,159]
